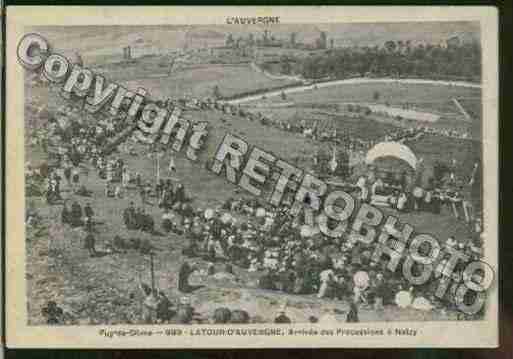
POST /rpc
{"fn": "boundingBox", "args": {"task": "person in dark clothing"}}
[222,199,232,211]
[70,201,83,227]
[84,203,94,222]
[178,262,196,293]
[371,273,387,310]
[61,202,71,225]
[53,175,62,198]
[135,173,142,188]
[299,265,318,294]
[399,171,408,191]
[72,167,80,187]
[182,224,198,258]
[39,162,49,178]
[174,183,186,204]
[161,180,175,208]
[139,186,147,204]
[139,284,158,324]
[156,291,174,323]
[181,203,194,220]
[258,270,279,291]
[47,174,62,204]
[209,218,223,240]
[70,151,81,167]
[165,179,174,191]
[41,301,64,325]
[280,270,296,294]
[84,216,95,233]
[346,301,359,323]
[123,202,137,230]
[213,307,232,324]
[175,302,194,324]
[431,190,442,214]
[84,231,97,257]
[63,166,72,185]
[230,310,250,324]
[335,276,351,300]
[274,312,292,323]
[156,179,165,205]
[161,209,175,233]
[161,187,174,210]
[203,241,216,262]
[135,207,145,231]
[134,208,154,233]
[142,212,155,233]
[75,185,92,197]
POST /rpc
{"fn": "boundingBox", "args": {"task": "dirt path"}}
[225,77,482,105]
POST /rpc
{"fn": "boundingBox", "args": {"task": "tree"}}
[433,161,450,183]
[290,32,296,47]
[71,51,84,66]
[397,40,404,53]
[405,40,412,53]
[213,85,222,100]
[384,40,397,53]
[225,34,234,47]
[248,33,255,47]
[281,61,292,75]
[280,55,292,74]
[263,29,269,45]
[235,37,243,49]
[318,31,328,49]
[294,38,480,82]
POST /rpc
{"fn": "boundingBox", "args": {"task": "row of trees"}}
[225,30,331,50]
[294,40,481,81]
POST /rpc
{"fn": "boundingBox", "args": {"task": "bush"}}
[230,310,250,324]
[213,308,232,324]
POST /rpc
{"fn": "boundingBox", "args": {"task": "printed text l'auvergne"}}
[226,16,280,25]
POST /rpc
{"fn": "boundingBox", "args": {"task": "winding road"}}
[224,77,482,105]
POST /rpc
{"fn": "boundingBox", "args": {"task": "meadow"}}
[249,81,482,172]
[101,61,300,100]
[260,82,481,119]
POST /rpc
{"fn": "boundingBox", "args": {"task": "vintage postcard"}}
[5,6,499,348]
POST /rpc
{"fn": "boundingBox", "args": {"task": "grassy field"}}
[255,106,401,141]
[251,82,482,160]
[102,62,299,100]
[457,97,483,120]
[264,82,480,103]
[261,82,481,117]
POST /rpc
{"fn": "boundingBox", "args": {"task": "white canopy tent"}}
[365,141,418,171]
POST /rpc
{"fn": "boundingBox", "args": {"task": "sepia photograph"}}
[5,6,499,348]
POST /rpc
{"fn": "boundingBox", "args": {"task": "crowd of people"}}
[381,125,472,142]
[32,135,483,324]
[99,157,483,322]
[353,165,481,225]
[25,88,484,325]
